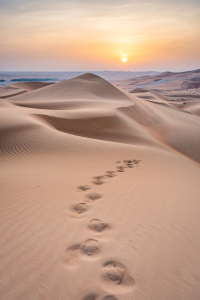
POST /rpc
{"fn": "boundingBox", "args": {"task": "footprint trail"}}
[67,158,141,297]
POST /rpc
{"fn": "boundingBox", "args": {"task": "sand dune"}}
[181,77,200,90]
[114,68,200,93]
[0,82,53,100]
[10,81,54,91]
[0,73,200,300]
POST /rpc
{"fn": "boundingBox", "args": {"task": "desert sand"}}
[113,69,200,93]
[0,73,200,300]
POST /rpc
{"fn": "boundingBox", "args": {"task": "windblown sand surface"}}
[0,73,200,300]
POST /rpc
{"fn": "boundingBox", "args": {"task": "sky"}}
[0,0,200,72]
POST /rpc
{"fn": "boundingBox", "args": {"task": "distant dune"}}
[113,68,200,93]
[0,82,53,99]
[0,73,200,300]
[181,77,200,90]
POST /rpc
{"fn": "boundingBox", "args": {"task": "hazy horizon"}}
[0,0,200,72]
[0,68,199,73]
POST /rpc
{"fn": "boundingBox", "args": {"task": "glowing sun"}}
[122,57,127,62]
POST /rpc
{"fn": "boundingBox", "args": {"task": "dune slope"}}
[0,73,200,300]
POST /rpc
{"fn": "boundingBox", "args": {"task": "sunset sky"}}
[0,0,200,72]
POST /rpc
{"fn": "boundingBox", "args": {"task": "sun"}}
[122,57,127,63]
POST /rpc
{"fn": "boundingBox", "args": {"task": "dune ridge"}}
[0,73,200,300]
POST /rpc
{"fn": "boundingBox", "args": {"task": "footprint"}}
[80,239,101,260]
[83,294,98,300]
[89,219,107,232]
[86,193,102,202]
[88,219,113,238]
[70,203,88,218]
[123,160,134,168]
[64,244,81,268]
[93,176,105,180]
[65,239,101,267]
[116,166,124,172]
[127,163,133,168]
[100,261,135,294]
[124,160,132,164]
[132,159,141,165]
[116,161,121,163]
[104,263,125,284]
[92,179,104,185]
[77,185,91,192]
[105,171,116,178]
[102,296,118,300]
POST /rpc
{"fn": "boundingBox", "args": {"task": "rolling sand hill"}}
[113,68,200,94]
[0,73,200,300]
[0,82,53,99]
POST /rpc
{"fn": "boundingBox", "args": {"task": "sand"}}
[0,82,53,99]
[113,69,200,93]
[0,73,200,300]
